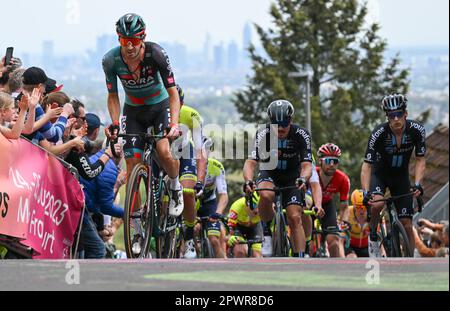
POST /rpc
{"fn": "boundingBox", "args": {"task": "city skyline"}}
[1,0,448,56]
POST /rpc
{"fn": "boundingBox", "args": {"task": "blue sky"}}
[1,0,448,55]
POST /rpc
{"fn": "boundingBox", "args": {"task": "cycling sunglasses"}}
[322,157,340,165]
[271,118,291,128]
[118,36,143,47]
[387,110,405,120]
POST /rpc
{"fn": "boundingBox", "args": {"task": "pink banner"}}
[0,134,84,259]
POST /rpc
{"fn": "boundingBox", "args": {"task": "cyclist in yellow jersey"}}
[227,192,263,258]
[175,85,208,259]
[345,189,385,257]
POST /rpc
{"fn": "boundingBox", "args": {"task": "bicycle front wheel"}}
[392,222,413,257]
[124,163,154,259]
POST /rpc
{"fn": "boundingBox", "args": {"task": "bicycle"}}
[369,192,423,258]
[254,186,300,257]
[228,237,264,258]
[195,216,216,258]
[112,132,169,259]
[303,208,351,258]
[155,177,184,259]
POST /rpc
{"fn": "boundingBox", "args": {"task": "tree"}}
[233,0,410,186]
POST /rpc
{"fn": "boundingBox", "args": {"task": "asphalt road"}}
[0,258,448,291]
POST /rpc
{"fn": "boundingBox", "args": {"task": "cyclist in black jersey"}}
[361,93,426,257]
[103,13,184,216]
[243,100,313,257]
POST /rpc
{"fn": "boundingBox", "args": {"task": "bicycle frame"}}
[370,192,423,257]
[196,216,215,258]
[254,186,299,257]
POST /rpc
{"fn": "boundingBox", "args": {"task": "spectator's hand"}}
[64,117,77,130]
[71,136,85,152]
[18,93,29,112]
[116,170,127,187]
[419,227,434,237]
[0,58,6,74]
[418,218,435,230]
[166,123,180,139]
[61,103,74,118]
[112,141,123,158]
[29,88,41,110]
[99,225,114,242]
[10,57,22,69]
[46,105,62,121]
[72,122,87,137]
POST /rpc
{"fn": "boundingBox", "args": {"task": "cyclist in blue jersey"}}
[243,100,313,258]
[103,13,183,215]
[361,93,426,258]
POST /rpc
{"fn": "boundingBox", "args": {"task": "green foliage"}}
[233,0,411,187]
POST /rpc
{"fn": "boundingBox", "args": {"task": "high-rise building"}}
[227,40,239,71]
[213,42,225,72]
[203,33,212,64]
[42,40,54,68]
[242,22,253,52]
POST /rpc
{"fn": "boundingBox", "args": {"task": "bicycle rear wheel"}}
[155,180,178,258]
[200,235,215,258]
[124,163,154,259]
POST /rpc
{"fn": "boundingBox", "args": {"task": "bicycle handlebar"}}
[253,186,300,193]
[108,133,168,158]
[370,191,424,213]
[235,238,263,245]
[303,206,319,216]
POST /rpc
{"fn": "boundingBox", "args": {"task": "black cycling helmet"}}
[381,93,407,112]
[116,13,146,38]
[267,99,294,127]
[176,84,184,105]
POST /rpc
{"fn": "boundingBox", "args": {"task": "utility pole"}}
[288,70,312,135]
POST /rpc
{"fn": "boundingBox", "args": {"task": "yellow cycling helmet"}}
[351,189,365,208]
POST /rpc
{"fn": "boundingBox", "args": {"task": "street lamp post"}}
[288,70,312,135]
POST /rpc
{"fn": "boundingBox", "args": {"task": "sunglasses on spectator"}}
[387,110,405,120]
[118,36,143,47]
[322,157,340,165]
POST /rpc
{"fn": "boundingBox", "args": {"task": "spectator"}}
[0,91,36,139]
[84,113,103,142]
[44,78,63,96]
[8,68,26,96]
[0,56,22,92]
[21,67,72,143]
[418,218,449,247]
[76,116,123,259]
[413,219,449,257]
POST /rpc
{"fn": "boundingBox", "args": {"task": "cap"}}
[85,113,104,130]
[44,78,63,95]
[22,67,50,85]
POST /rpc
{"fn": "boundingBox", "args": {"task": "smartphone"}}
[4,47,14,66]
